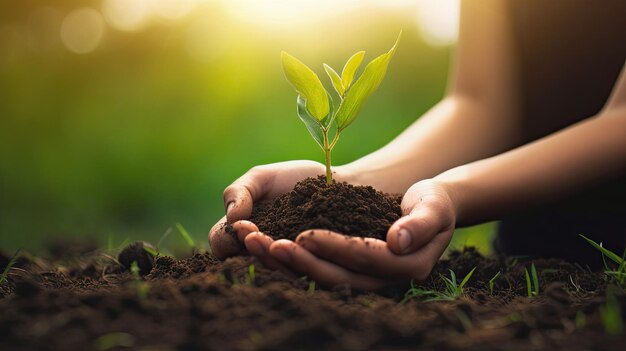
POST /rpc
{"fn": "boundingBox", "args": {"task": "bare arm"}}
[438,63,626,226]
[339,0,522,193]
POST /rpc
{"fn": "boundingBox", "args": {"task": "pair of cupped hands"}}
[209,161,456,290]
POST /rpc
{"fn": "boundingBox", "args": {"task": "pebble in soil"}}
[249,176,402,241]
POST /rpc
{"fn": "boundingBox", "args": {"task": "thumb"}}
[387,190,455,255]
[223,170,266,223]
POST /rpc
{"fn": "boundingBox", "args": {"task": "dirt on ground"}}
[1,178,624,350]
[0,244,624,351]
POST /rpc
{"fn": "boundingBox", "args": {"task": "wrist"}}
[433,167,468,226]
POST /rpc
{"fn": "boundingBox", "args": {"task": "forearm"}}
[437,107,626,226]
[337,95,522,193]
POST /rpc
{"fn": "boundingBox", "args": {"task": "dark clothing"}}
[494,0,626,267]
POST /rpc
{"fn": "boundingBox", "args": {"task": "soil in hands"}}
[249,176,402,241]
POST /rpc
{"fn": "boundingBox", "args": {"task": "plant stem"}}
[323,130,332,185]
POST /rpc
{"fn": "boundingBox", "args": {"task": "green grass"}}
[580,234,626,290]
[402,267,476,303]
[488,271,501,295]
[175,223,196,248]
[245,264,255,286]
[524,263,539,297]
[600,287,624,336]
[0,248,21,285]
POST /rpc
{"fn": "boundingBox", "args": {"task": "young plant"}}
[488,271,501,295]
[129,261,150,299]
[281,32,401,185]
[600,286,624,336]
[0,248,21,285]
[402,267,476,303]
[580,234,626,290]
[175,223,196,248]
[524,263,540,297]
[245,264,256,286]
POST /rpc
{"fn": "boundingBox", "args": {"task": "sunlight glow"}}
[102,0,150,32]
[415,0,460,46]
[60,8,105,54]
[150,0,195,21]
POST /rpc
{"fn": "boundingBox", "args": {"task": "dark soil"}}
[250,177,402,241]
[1,243,624,351]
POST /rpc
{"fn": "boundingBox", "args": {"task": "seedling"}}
[281,32,401,185]
[176,222,196,248]
[600,286,624,336]
[580,234,626,290]
[402,267,476,303]
[245,264,256,286]
[129,261,150,299]
[308,280,316,294]
[488,271,501,295]
[0,248,21,285]
[524,263,540,297]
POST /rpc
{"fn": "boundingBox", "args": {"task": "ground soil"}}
[1,179,624,350]
[0,243,624,351]
[250,176,402,241]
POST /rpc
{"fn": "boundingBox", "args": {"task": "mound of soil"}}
[250,176,402,241]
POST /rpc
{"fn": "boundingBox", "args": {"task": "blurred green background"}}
[0,0,493,254]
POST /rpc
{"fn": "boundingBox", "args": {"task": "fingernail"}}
[246,239,264,256]
[398,228,412,253]
[226,201,235,215]
[272,248,291,263]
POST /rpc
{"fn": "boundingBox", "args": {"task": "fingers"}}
[269,239,389,290]
[223,168,269,223]
[208,216,242,260]
[387,182,455,255]
[244,232,294,274]
[295,230,434,280]
[231,220,259,242]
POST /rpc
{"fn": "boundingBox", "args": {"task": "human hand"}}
[208,160,327,260]
[240,179,457,289]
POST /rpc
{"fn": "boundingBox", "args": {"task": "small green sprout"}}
[575,310,586,329]
[488,271,501,295]
[308,280,316,294]
[402,267,476,303]
[175,222,196,248]
[0,248,21,285]
[95,332,135,350]
[129,261,149,299]
[600,287,624,336]
[281,32,401,185]
[245,264,256,286]
[580,234,626,290]
[524,263,539,297]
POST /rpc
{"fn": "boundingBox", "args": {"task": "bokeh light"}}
[60,7,105,54]
[102,0,150,32]
[415,0,460,46]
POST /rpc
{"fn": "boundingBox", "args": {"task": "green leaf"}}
[459,267,477,290]
[297,95,324,150]
[341,50,365,90]
[323,63,344,96]
[281,51,330,121]
[335,32,401,131]
[580,234,623,264]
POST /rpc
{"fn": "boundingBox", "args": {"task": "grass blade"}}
[459,267,477,290]
[579,234,623,264]
[0,248,21,284]
[175,223,196,248]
